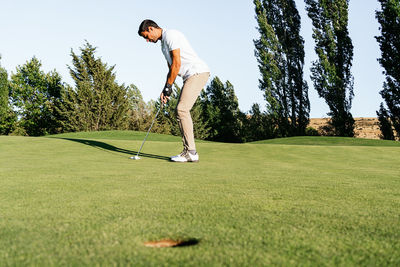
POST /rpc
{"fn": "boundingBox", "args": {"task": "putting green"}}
[0,133,399,266]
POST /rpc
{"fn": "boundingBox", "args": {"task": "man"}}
[138,19,210,163]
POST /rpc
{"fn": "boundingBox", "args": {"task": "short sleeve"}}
[165,30,181,51]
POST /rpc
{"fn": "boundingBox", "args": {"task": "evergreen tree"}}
[254,0,310,137]
[0,58,9,133]
[56,84,88,133]
[126,84,154,131]
[153,85,178,135]
[377,103,395,140]
[375,0,400,140]
[0,59,7,119]
[61,42,129,131]
[192,89,211,140]
[243,103,276,142]
[154,83,210,140]
[202,77,243,142]
[0,58,16,135]
[9,57,64,136]
[305,0,355,137]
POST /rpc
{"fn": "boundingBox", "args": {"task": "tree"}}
[0,58,16,135]
[240,103,275,142]
[192,89,211,140]
[377,103,395,140]
[153,84,181,135]
[202,77,243,142]
[153,83,210,140]
[254,0,310,137]
[305,0,355,137]
[9,57,64,136]
[60,42,129,132]
[0,59,7,119]
[126,84,154,132]
[0,58,9,133]
[375,0,400,140]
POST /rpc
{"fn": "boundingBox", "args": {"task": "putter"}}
[130,104,162,160]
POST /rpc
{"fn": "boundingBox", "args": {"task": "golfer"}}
[138,19,210,163]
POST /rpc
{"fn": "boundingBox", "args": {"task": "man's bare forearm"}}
[166,49,181,85]
[166,63,180,85]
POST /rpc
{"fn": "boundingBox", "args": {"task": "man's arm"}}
[161,49,181,104]
[166,49,181,85]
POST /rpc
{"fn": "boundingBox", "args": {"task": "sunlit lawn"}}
[0,133,399,266]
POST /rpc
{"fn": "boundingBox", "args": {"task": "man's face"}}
[140,27,159,43]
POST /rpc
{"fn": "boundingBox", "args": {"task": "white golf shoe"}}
[170,150,199,163]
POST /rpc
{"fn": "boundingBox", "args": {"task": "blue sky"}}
[0,0,383,118]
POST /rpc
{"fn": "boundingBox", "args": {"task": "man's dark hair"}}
[138,19,160,36]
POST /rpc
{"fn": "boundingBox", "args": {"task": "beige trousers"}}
[176,72,210,151]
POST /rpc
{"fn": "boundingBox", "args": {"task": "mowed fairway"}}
[0,132,399,266]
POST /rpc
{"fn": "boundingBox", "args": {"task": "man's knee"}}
[176,104,189,119]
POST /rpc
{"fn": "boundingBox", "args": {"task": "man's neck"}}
[158,28,164,41]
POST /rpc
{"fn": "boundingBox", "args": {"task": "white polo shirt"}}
[161,29,210,81]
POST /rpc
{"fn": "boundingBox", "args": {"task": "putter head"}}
[130,155,141,160]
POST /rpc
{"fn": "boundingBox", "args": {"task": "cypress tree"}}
[154,83,210,140]
[0,58,16,135]
[375,0,400,140]
[62,41,129,131]
[377,103,395,140]
[202,77,243,142]
[305,0,355,137]
[126,84,154,132]
[254,0,310,137]
[153,84,180,135]
[244,103,276,142]
[0,59,8,133]
[0,58,7,119]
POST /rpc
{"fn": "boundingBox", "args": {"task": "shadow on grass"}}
[58,138,170,161]
[175,238,200,247]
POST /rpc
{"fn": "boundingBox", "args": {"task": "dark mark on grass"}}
[144,238,199,248]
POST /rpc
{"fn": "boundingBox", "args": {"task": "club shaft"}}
[136,107,161,157]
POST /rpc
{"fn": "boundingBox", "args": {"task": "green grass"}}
[1,132,399,266]
[252,136,400,146]
[47,130,182,142]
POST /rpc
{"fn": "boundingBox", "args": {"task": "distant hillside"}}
[309,117,381,139]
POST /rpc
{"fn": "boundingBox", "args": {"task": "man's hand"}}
[160,91,169,104]
[161,83,172,104]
